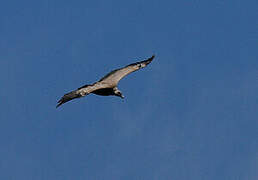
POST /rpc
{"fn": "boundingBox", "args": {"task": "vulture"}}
[56,55,155,108]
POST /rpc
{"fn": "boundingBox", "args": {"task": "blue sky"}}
[0,0,257,179]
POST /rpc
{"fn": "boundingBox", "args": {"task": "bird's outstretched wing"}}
[56,82,109,108]
[56,89,82,108]
[98,55,155,86]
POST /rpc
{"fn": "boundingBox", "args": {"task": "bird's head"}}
[114,89,124,99]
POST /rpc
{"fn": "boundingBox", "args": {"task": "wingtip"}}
[56,97,63,108]
[149,55,155,61]
[145,55,155,64]
[56,102,62,108]
[56,96,67,108]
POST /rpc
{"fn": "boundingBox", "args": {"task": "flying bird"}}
[56,55,155,108]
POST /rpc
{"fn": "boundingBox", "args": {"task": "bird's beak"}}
[120,94,125,99]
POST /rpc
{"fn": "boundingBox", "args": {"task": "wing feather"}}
[99,55,155,86]
[56,82,109,108]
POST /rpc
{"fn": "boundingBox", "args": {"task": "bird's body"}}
[91,88,117,96]
[56,55,155,108]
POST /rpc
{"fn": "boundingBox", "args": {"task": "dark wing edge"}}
[77,84,91,90]
[56,83,106,108]
[126,55,155,68]
[98,54,155,83]
[98,69,119,82]
[56,90,81,108]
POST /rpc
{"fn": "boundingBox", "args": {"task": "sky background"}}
[0,0,258,179]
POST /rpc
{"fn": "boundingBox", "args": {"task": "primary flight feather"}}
[56,55,155,108]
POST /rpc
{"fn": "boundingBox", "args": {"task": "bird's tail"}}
[56,90,81,108]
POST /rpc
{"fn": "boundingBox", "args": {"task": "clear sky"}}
[1,0,257,179]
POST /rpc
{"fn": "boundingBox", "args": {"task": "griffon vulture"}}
[56,55,155,108]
